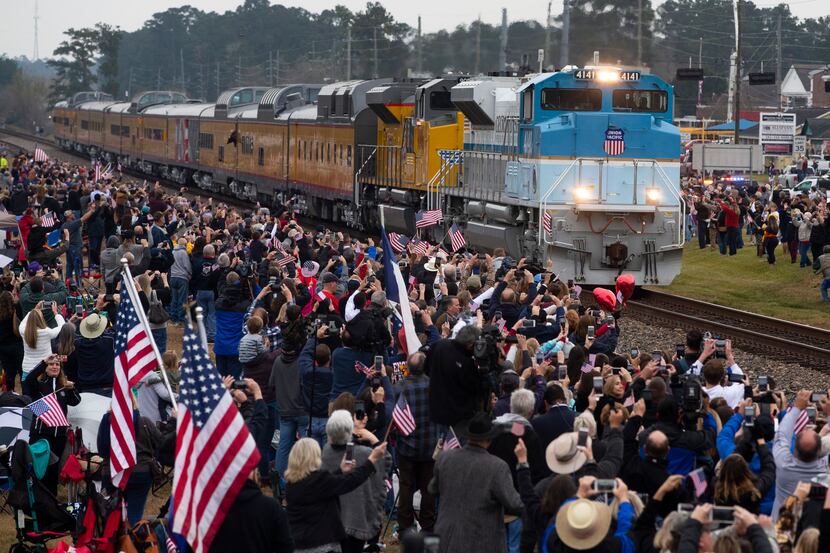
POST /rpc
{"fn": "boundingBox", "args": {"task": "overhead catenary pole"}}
[268,51,273,87]
[734,0,742,142]
[156,67,161,90]
[215,61,220,100]
[475,16,481,75]
[417,16,423,74]
[346,27,352,81]
[373,27,379,79]
[180,48,185,93]
[499,8,508,71]
[560,0,570,67]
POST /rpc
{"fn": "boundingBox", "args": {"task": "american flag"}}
[40,212,56,227]
[449,224,466,252]
[388,233,409,254]
[437,246,449,258]
[355,361,373,376]
[542,211,552,235]
[410,239,430,256]
[28,393,69,427]
[793,409,810,434]
[392,393,416,436]
[101,162,113,180]
[688,467,708,498]
[110,284,158,488]
[275,254,295,267]
[415,209,443,229]
[166,536,178,553]
[33,146,49,163]
[444,427,460,450]
[603,128,625,156]
[173,329,260,553]
[94,163,102,183]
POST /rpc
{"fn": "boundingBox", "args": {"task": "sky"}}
[4,0,828,60]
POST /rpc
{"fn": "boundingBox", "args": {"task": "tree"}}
[95,23,125,97]
[47,27,100,102]
[0,71,49,129]
[0,56,18,88]
[560,0,655,66]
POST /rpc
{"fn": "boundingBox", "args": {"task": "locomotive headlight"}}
[597,70,619,82]
[573,186,593,202]
[646,187,662,204]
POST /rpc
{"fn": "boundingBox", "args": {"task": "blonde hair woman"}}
[20,302,65,379]
[285,437,387,553]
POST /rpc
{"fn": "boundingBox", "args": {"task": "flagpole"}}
[195,306,209,351]
[120,259,178,409]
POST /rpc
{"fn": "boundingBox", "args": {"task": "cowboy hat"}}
[546,432,588,474]
[555,498,612,550]
[301,261,320,278]
[79,313,107,339]
[424,257,439,272]
[462,413,501,441]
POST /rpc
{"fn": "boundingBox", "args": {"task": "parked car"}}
[782,176,830,199]
[808,155,830,174]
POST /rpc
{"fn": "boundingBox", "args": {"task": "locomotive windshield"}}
[612,90,668,112]
[540,88,602,111]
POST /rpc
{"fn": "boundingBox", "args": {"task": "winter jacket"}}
[73,332,116,391]
[298,337,333,418]
[214,284,250,356]
[19,279,67,326]
[424,338,481,426]
[209,480,293,553]
[329,346,375,402]
[793,214,815,241]
[169,245,192,281]
[269,350,306,418]
[136,371,175,424]
[242,350,279,404]
[716,412,776,514]
[639,418,716,476]
[815,253,830,278]
[717,200,740,228]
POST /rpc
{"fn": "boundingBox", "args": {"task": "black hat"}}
[462,413,500,441]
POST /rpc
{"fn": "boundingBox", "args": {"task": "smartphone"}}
[806,406,817,426]
[593,479,617,493]
[535,351,544,364]
[593,376,603,396]
[677,503,695,514]
[758,375,769,392]
[651,351,663,364]
[811,392,827,403]
[744,405,755,427]
[511,421,525,437]
[231,380,248,390]
[345,442,355,462]
[710,506,735,523]
[675,344,685,359]
[567,279,574,288]
[642,389,653,404]
[728,373,744,383]
[494,310,503,321]
[577,427,588,447]
[744,385,753,399]
[423,536,440,553]
[523,319,536,328]
[759,402,771,416]
[587,326,595,340]
[354,401,366,420]
[75,304,83,316]
[558,365,567,379]
[374,355,383,373]
[630,348,640,359]
[612,367,621,375]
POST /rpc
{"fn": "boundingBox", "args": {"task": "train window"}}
[255,90,266,103]
[521,88,534,122]
[218,146,225,162]
[339,144,343,163]
[258,147,265,166]
[152,129,164,140]
[121,126,129,136]
[612,90,668,112]
[429,91,454,110]
[347,145,352,166]
[540,88,602,111]
[327,143,331,163]
[111,125,119,135]
[81,120,89,130]
[231,89,253,106]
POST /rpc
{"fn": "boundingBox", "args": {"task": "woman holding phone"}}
[20,301,65,380]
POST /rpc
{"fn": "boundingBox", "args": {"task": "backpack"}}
[148,289,170,325]
[767,217,779,235]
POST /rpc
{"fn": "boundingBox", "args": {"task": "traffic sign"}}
[748,72,776,85]
[676,68,704,80]
[793,135,807,156]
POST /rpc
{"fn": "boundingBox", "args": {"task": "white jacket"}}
[19,312,65,378]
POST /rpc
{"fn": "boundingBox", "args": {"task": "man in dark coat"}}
[531,384,575,451]
[424,325,481,431]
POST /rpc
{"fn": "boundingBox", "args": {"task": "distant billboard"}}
[759,112,796,157]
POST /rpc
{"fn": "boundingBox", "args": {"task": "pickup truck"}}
[809,155,830,174]
[778,165,816,187]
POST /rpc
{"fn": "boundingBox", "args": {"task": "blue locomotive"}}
[439,66,683,284]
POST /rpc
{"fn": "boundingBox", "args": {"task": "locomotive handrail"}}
[353,145,378,208]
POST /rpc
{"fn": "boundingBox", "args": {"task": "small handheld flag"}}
[688,467,708,498]
[449,224,466,252]
[29,393,69,427]
[444,427,460,450]
[392,394,416,436]
[415,209,443,229]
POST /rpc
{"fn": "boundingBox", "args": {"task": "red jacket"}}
[717,200,740,228]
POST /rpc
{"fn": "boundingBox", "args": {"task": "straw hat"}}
[424,257,440,272]
[555,499,612,550]
[545,432,588,474]
[79,313,107,339]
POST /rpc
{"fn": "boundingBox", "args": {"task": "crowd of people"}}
[0,148,829,553]
[681,174,830,300]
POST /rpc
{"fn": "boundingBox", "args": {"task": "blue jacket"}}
[717,413,775,515]
[214,285,250,356]
[298,337,333,418]
[329,347,376,401]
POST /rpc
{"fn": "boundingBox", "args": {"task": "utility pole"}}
[275,50,280,85]
[776,14,782,107]
[33,0,39,60]
[268,51,273,87]
[727,51,736,123]
[499,8,508,71]
[373,27,379,79]
[417,16,423,75]
[180,48,185,93]
[199,65,205,100]
[237,54,242,86]
[698,37,703,108]
[560,0,570,67]
[346,27,352,81]
[475,16,481,75]
[215,61,220,100]
[157,67,162,90]
[733,0,742,142]
[637,0,643,66]
[544,2,551,70]
[127,67,133,99]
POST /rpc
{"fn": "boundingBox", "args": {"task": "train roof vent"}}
[451,77,520,127]
[257,84,322,120]
[366,82,419,124]
[129,90,188,113]
[69,91,114,107]
[214,87,270,118]
[317,79,392,121]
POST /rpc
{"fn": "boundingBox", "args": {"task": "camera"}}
[557,365,567,379]
[593,479,617,493]
[811,392,827,403]
[231,380,248,390]
[587,325,595,340]
[593,376,603,396]
[758,375,769,392]
[354,401,366,420]
[345,442,355,463]
[806,406,817,427]
[744,405,756,427]
[522,319,536,328]
[642,389,653,404]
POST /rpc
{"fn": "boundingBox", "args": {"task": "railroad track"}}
[625,289,830,370]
